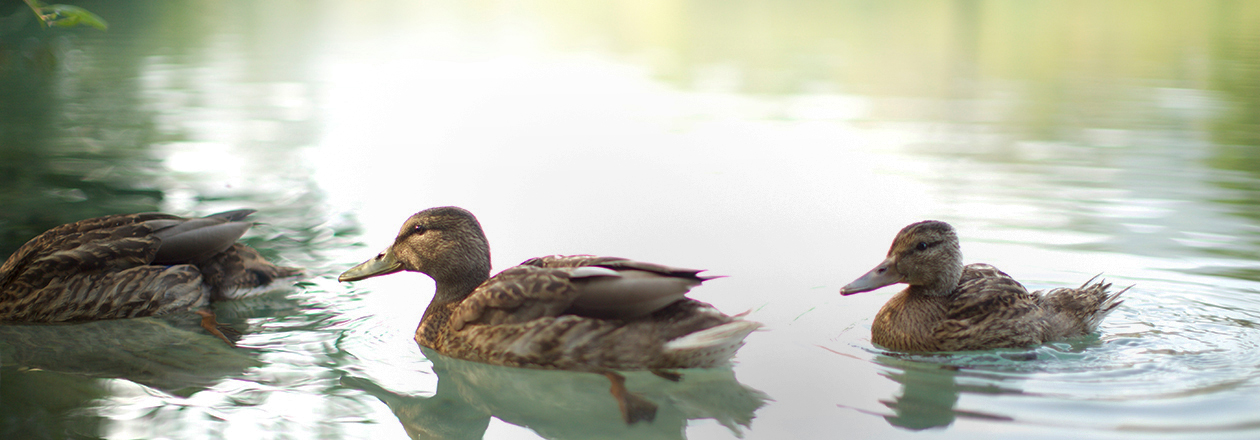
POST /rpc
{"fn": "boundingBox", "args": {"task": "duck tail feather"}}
[662,320,762,367]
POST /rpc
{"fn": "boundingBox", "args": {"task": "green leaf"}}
[43,5,109,30]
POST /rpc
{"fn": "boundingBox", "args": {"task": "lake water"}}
[2,1,1259,439]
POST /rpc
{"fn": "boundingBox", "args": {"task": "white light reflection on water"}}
[303,44,1260,437]
[310,49,926,439]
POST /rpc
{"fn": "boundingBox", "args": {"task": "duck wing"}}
[450,255,715,330]
[0,213,209,321]
[931,264,1046,351]
[0,210,295,322]
[445,298,750,370]
[148,209,255,264]
[1,213,170,288]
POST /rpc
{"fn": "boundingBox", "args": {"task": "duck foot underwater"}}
[0,209,302,345]
[194,309,241,346]
[340,206,761,424]
[604,370,657,423]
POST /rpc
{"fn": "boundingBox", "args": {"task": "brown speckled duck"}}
[840,220,1126,352]
[0,210,302,345]
[339,206,761,423]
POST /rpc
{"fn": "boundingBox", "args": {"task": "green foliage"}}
[23,0,108,31]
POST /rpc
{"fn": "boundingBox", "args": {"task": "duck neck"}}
[907,282,956,298]
[421,275,485,328]
[906,263,962,298]
[432,275,487,304]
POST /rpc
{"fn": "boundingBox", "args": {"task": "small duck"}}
[0,209,301,345]
[339,206,761,423]
[840,220,1126,352]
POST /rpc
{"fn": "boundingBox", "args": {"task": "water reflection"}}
[0,315,261,392]
[2,0,1260,438]
[869,355,1017,431]
[1,368,107,439]
[0,2,169,251]
[346,347,767,440]
[0,314,262,438]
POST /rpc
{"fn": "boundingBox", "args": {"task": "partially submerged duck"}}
[840,220,1126,352]
[339,206,761,423]
[0,209,302,345]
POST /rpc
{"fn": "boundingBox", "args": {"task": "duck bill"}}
[840,257,904,295]
[339,248,404,282]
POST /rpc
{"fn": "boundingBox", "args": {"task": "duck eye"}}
[916,241,929,251]
[412,224,427,235]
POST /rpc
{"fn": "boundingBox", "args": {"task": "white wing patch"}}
[568,266,622,279]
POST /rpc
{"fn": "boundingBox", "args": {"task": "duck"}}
[840,220,1126,352]
[0,209,302,346]
[339,206,761,423]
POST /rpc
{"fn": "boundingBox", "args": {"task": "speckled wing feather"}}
[520,255,709,278]
[1,213,173,283]
[435,255,739,369]
[932,264,1047,351]
[0,213,209,321]
[449,264,582,330]
[0,211,299,322]
[450,255,709,330]
[1035,277,1126,336]
[439,298,738,370]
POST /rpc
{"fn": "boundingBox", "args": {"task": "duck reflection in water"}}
[0,313,267,436]
[0,314,263,391]
[340,207,763,424]
[344,347,769,439]
[869,355,1016,430]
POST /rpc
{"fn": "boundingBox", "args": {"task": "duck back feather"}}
[0,210,301,322]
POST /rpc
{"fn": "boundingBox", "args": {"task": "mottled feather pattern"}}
[1,214,167,317]
[450,265,580,331]
[1,211,299,323]
[854,220,1128,352]
[1,214,163,290]
[342,207,759,375]
[1,263,207,322]
[871,293,949,352]
[947,264,1036,323]
[930,266,1121,351]
[198,244,302,300]
[429,298,739,370]
[442,257,739,369]
[522,255,710,279]
[1036,276,1126,336]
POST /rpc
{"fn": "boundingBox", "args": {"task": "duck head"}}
[840,220,963,297]
[339,207,492,298]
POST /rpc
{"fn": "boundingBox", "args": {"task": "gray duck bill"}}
[840,257,903,295]
[340,249,404,282]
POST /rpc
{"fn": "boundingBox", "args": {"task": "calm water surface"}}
[2,1,1259,439]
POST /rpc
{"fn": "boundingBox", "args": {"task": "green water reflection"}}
[346,348,766,439]
[3,0,1258,252]
[2,0,1260,439]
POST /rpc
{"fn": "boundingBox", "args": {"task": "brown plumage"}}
[841,220,1126,352]
[339,206,760,423]
[0,210,302,344]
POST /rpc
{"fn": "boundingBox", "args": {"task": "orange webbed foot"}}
[195,309,240,347]
[604,371,657,424]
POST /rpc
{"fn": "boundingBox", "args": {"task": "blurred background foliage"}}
[0,0,1257,250]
